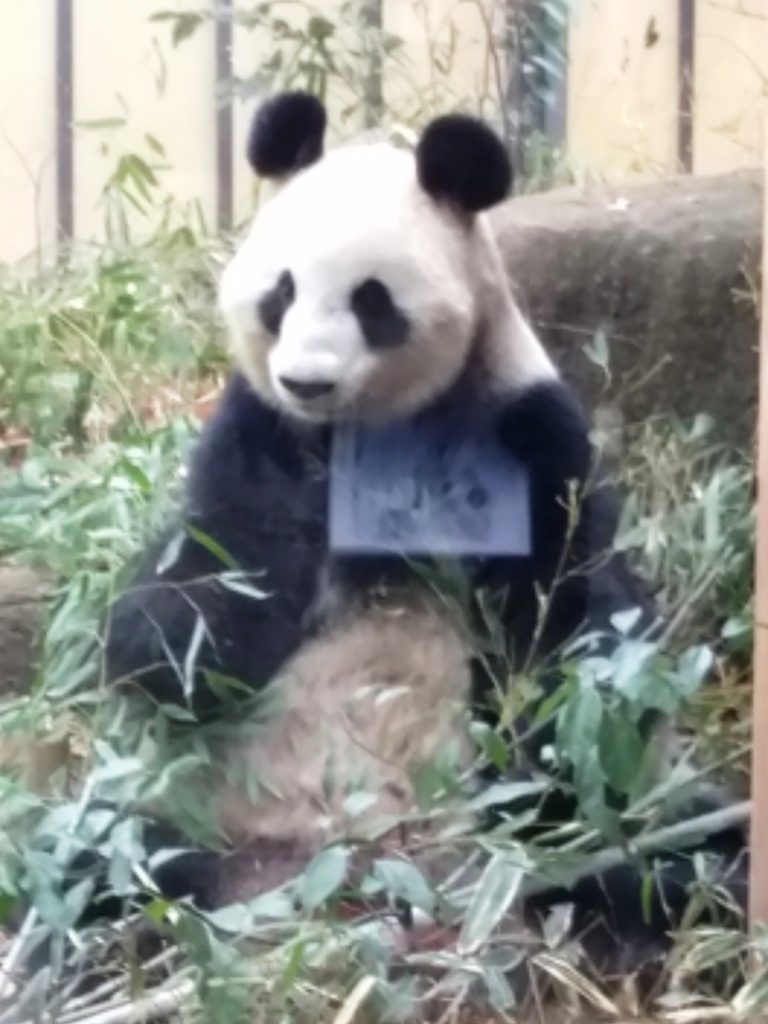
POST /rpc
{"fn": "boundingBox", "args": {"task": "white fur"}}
[219,140,556,422]
[470,216,556,391]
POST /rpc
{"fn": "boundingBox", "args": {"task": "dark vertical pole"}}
[215,0,234,231]
[360,0,384,129]
[503,0,524,165]
[547,4,568,149]
[677,0,696,172]
[55,0,74,244]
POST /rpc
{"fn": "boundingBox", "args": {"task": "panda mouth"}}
[272,375,343,420]
[277,390,349,423]
[278,377,337,402]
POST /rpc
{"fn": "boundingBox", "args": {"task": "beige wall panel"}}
[0,0,56,265]
[231,10,259,228]
[384,0,497,125]
[73,0,216,242]
[694,0,765,173]
[231,0,363,226]
[567,0,679,182]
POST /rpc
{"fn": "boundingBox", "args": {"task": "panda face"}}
[219,144,478,423]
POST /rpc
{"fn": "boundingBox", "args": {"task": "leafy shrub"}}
[0,239,226,450]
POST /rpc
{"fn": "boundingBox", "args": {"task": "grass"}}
[0,228,759,1022]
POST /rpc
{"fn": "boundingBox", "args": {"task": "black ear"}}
[247,91,327,178]
[416,114,512,213]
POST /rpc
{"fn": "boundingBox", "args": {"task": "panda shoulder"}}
[185,373,286,511]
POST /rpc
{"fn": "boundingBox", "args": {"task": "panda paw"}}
[497,380,593,484]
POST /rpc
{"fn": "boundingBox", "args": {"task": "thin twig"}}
[658,564,722,648]
[0,908,37,1003]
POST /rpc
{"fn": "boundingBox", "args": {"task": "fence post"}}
[215,0,233,232]
[748,9,768,935]
[677,0,696,173]
[55,0,74,246]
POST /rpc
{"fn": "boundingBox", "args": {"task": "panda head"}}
[219,92,518,424]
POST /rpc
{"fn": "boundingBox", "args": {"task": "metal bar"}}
[55,0,74,243]
[360,0,384,129]
[677,0,696,172]
[215,0,234,231]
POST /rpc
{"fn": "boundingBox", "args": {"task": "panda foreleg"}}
[102,508,314,719]
[485,376,660,800]
[104,530,230,712]
[483,377,597,768]
[496,378,594,587]
[104,375,317,715]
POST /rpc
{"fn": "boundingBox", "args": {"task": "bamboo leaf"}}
[457,852,525,955]
[299,845,349,910]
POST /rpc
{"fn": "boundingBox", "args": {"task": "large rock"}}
[0,565,75,794]
[491,170,762,449]
[0,564,51,696]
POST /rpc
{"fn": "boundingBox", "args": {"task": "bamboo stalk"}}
[14,978,195,1024]
[523,800,751,900]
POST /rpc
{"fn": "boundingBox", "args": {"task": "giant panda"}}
[101,93,746,972]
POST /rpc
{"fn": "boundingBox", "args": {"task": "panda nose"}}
[278,377,337,401]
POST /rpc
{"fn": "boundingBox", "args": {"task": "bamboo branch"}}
[523,799,751,900]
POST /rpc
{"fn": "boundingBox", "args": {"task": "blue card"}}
[329,408,530,557]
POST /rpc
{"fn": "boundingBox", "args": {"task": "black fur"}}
[258,270,295,335]
[350,278,410,350]
[247,91,326,178]
[105,374,330,716]
[416,114,513,212]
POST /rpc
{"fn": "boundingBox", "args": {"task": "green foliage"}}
[554,634,721,839]
[619,415,754,653]
[0,379,755,1018]
[0,422,198,718]
[299,845,350,910]
[0,238,225,450]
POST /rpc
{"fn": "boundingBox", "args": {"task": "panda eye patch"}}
[258,270,295,335]
[350,278,409,350]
